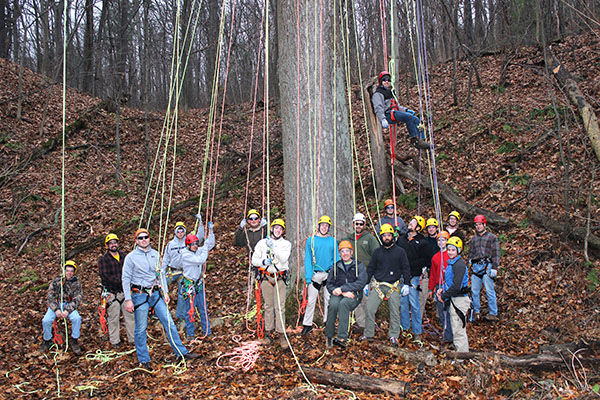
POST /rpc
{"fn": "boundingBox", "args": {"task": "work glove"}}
[207,222,214,230]
[406,109,416,116]
[239,218,247,229]
[260,218,267,227]
[195,213,203,223]
[266,237,274,248]
[489,269,498,279]
[263,258,272,266]
[381,119,389,129]
[363,286,370,297]
[401,284,410,297]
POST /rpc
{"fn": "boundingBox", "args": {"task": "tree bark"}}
[278,0,353,291]
[302,367,410,396]
[82,0,94,93]
[548,51,600,162]
[394,159,512,227]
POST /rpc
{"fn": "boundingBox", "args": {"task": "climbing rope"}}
[216,336,261,372]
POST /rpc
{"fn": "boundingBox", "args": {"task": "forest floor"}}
[0,34,599,399]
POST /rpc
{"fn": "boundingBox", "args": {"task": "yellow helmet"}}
[448,211,461,221]
[64,260,78,273]
[380,223,395,235]
[247,209,260,218]
[175,221,186,231]
[338,240,353,251]
[413,216,426,231]
[426,218,439,228]
[318,215,332,226]
[447,236,463,253]
[105,233,119,245]
[270,218,285,229]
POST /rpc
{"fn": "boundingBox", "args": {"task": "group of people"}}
[233,204,501,353]
[41,201,500,366]
[41,214,215,368]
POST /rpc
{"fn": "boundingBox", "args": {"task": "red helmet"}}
[185,234,199,246]
[474,215,487,224]
[378,71,391,85]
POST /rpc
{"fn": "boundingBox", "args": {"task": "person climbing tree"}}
[371,71,430,150]
[437,237,471,353]
[41,260,83,355]
[302,215,340,335]
[234,209,268,254]
[98,233,134,349]
[468,214,500,322]
[251,219,292,349]
[325,240,368,348]
[396,216,428,342]
[339,212,379,335]
[180,223,215,340]
[122,229,199,369]
[429,231,452,346]
[376,199,408,239]
[360,224,410,346]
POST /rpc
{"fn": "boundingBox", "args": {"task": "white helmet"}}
[352,212,366,223]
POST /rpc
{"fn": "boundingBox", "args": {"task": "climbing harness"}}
[372,280,402,301]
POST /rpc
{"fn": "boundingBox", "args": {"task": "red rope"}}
[390,125,399,227]
[97,297,108,334]
[188,292,197,323]
[52,319,64,345]
[255,282,264,339]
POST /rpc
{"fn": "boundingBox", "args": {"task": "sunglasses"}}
[385,205,394,209]
[355,222,365,226]
[137,235,150,240]
[248,216,259,221]
[190,241,200,246]
[381,78,391,82]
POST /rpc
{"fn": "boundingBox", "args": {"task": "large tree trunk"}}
[0,0,8,59]
[278,0,353,290]
[302,367,410,396]
[82,0,94,93]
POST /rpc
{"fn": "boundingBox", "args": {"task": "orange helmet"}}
[439,231,450,239]
[134,228,150,240]
[384,199,394,208]
[338,240,353,251]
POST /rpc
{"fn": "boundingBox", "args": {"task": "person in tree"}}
[396,216,428,342]
[468,214,500,322]
[325,241,368,348]
[375,199,408,239]
[234,209,268,254]
[302,215,340,335]
[41,260,83,355]
[446,211,465,243]
[339,212,379,334]
[372,71,431,150]
[123,229,199,368]
[429,231,452,345]
[180,222,215,340]
[252,219,292,349]
[360,224,411,346]
[421,218,440,319]
[98,233,134,349]
[437,237,470,353]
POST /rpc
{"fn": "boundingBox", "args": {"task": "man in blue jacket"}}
[325,240,368,348]
[123,228,199,368]
[302,215,340,335]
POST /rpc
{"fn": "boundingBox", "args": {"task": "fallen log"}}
[526,207,600,253]
[549,50,600,162]
[302,367,410,396]
[373,343,438,367]
[445,349,600,369]
[394,159,512,227]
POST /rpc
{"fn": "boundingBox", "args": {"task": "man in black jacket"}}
[325,241,368,348]
[396,216,429,341]
[361,224,411,346]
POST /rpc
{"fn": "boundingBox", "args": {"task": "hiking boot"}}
[183,352,200,360]
[300,325,313,336]
[258,335,271,345]
[71,339,82,356]
[279,334,289,349]
[41,339,53,352]
[359,335,373,342]
[351,325,364,335]
[485,314,498,321]
[140,362,153,370]
[333,338,347,348]
[389,337,399,347]
[411,137,431,150]
[326,337,334,349]
[111,342,122,350]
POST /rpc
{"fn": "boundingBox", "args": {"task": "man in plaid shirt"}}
[467,215,500,321]
[98,233,134,348]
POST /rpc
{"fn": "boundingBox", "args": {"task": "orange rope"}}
[97,297,108,334]
[254,281,264,339]
[52,320,64,345]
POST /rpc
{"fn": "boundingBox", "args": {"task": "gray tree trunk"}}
[278,0,353,289]
[82,0,94,93]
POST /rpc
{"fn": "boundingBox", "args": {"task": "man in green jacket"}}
[339,212,379,334]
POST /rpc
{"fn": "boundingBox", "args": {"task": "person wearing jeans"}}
[123,228,199,368]
[468,215,500,321]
